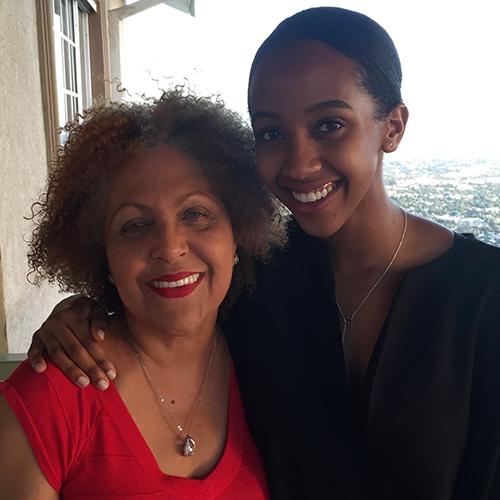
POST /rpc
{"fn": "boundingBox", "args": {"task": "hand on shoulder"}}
[28,295,116,391]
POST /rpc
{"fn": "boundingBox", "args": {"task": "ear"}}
[382,103,409,153]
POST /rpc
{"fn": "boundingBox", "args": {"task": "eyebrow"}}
[110,191,217,221]
[306,99,353,113]
[110,201,151,221]
[251,99,352,123]
[177,190,217,205]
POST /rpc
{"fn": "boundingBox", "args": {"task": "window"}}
[53,0,94,131]
[37,0,109,159]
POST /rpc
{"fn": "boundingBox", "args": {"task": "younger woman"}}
[27,8,500,499]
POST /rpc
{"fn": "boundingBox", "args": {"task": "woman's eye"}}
[316,120,343,134]
[183,208,212,224]
[119,220,150,236]
[256,128,283,142]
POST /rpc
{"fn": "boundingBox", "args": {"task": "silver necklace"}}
[126,330,218,457]
[336,209,408,344]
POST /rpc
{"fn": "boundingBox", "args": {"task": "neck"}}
[115,311,218,369]
[326,193,404,273]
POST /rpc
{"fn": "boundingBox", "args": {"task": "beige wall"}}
[0,260,7,352]
[0,0,62,353]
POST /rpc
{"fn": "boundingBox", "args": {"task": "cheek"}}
[201,229,235,289]
[256,149,282,187]
[106,242,146,285]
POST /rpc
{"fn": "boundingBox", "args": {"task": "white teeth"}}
[291,182,335,203]
[150,273,200,289]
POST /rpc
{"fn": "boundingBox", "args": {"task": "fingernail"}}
[106,369,116,380]
[97,379,109,390]
[96,329,105,341]
[77,376,90,388]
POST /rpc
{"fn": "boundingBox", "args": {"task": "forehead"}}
[108,145,211,202]
[249,40,367,112]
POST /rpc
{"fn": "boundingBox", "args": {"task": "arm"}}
[28,295,116,389]
[0,396,58,500]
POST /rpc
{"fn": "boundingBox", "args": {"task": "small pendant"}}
[182,435,196,456]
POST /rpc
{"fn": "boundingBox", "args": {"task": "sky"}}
[120,0,500,159]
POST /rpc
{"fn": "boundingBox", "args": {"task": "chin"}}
[294,213,344,240]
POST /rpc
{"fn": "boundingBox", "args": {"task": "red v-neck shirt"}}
[1,360,269,499]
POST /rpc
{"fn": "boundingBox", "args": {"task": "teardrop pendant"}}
[182,435,196,456]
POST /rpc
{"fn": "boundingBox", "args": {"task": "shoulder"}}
[407,228,500,284]
[3,359,89,405]
[407,213,500,273]
[406,233,500,336]
[6,358,77,389]
[455,232,500,260]
[436,234,498,301]
[1,359,104,439]
[456,235,500,324]
[0,360,106,491]
[450,233,500,283]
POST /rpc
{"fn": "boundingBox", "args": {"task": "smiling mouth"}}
[290,181,341,204]
[149,273,201,289]
[146,272,204,299]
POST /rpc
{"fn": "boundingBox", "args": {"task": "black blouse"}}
[222,223,500,500]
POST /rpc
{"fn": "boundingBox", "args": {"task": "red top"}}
[0,360,269,499]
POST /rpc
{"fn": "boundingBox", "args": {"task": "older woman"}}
[26,7,500,500]
[0,90,286,498]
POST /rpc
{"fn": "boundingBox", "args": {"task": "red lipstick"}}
[146,272,204,299]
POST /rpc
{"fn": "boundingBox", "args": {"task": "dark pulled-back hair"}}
[28,89,287,312]
[249,6,403,119]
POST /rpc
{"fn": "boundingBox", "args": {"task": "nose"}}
[282,133,322,181]
[150,222,188,263]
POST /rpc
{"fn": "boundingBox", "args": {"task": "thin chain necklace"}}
[125,329,218,457]
[336,209,408,345]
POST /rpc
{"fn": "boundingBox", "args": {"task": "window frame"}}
[53,0,89,130]
[36,0,110,162]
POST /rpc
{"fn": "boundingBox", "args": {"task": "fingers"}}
[43,331,93,388]
[89,304,109,343]
[27,335,47,373]
[44,326,112,390]
[27,297,116,390]
[88,305,117,381]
